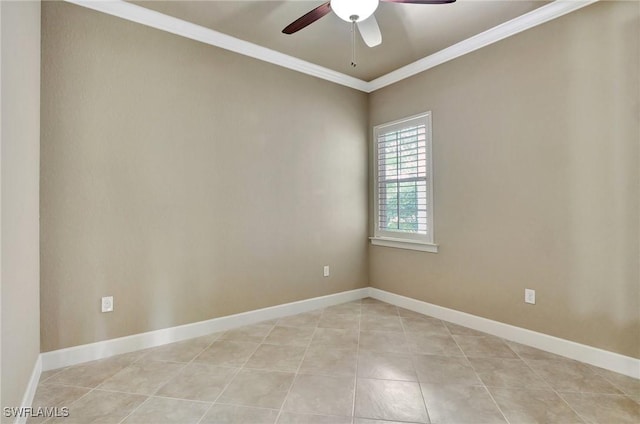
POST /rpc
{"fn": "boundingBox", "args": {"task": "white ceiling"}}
[132,0,549,81]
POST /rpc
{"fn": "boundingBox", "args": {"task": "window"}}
[371,112,437,252]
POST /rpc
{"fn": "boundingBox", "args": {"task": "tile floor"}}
[32,298,640,423]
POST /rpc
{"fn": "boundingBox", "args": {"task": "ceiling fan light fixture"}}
[331,0,379,23]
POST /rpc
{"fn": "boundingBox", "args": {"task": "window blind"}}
[376,122,429,235]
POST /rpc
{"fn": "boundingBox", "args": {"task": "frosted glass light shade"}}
[331,0,379,22]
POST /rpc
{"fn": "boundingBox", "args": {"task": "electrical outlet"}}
[323,265,330,277]
[524,289,535,305]
[101,296,114,312]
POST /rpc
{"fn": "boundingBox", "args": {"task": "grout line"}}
[273,311,321,423]
[195,323,277,424]
[446,323,512,424]
[350,300,363,422]
[511,350,590,423]
[195,402,215,423]
[36,382,95,391]
[116,394,153,424]
[47,385,96,412]
[118,330,229,424]
[40,353,160,424]
[399,306,432,424]
[37,368,68,385]
[590,366,640,398]
[36,353,157,423]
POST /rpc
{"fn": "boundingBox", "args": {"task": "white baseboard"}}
[370,288,640,379]
[40,288,369,371]
[15,355,42,424]
[38,286,638,380]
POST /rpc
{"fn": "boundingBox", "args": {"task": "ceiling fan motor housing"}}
[331,0,379,23]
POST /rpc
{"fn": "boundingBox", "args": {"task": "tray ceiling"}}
[132,0,550,81]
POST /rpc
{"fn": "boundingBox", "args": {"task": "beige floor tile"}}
[219,324,274,343]
[361,298,384,304]
[405,332,464,356]
[245,344,307,372]
[30,300,636,424]
[282,374,354,417]
[592,367,640,397]
[318,313,360,330]
[277,412,351,424]
[559,392,640,424]
[361,301,396,310]
[32,383,89,407]
[323,302,361,315]
[194,340,259,367]
[469,358,550,389]
[355,378,429,423]
[218,369,295,409]
[48,389,146,424]
[489,387,584,424]
[503,341,565,361]
[360,315,403,332]
[452,335,519,359]
[525,359,622,394]
[29,384,90,424]
[359,330,409,354]
[142,335,218,363]
[354,419,418,424]
[311,328,358,349]
[361,304,399,317]
[320,309,362,321]
[360,297,384,305]
[298,345,357,377]
[201,404,278,424]
[402,317,450,335]
[277,312,322,328]
[421,384,507,424]
[39,368,66,383]
[44,353,141,388]
[98,360,184,395]
[397,308,431,320]
[155,363,238,402]
[263,326,315,346]
[412,354,482,386]
[444,322,487,337]
[357,351,417,381]
[121,397,210,424]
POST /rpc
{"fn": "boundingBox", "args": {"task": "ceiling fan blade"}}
[282,2,332,34]
[381,0,456,4]
[357,15,382,48]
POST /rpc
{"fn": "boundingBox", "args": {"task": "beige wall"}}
[1,0,41,415]
[40,2,368,352]
[40,0,639,361]
[369,1,639,358]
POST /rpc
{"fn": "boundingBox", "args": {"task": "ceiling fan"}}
[282,0,456,50]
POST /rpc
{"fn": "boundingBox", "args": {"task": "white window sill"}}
[369,237,439,253]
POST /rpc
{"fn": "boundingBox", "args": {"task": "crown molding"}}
[65,0,598,94]
[366,0,598,91]
[64,0,370,92]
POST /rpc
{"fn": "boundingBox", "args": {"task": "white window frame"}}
[370,112,438,253]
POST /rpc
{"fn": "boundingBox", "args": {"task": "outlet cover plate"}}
[101,296,114,312]
[323,265,330,277]
[524,289,536,305]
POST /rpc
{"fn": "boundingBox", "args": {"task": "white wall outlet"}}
[101,296,114,312]
[524,289,536,305]
[323,265,330,277]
